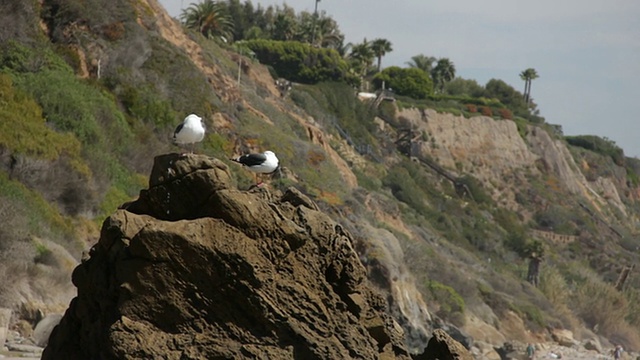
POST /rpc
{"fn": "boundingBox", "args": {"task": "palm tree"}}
[431,58,456,93]
[348,39,375,90]
[313,16,343,49]
[181,0,233,42]
[406,54,436,74]
[370,38,393,72]
[335,40,352,58]
[519,68,539,105]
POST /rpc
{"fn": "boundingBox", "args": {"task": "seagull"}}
[231,150,280,186]
[173,114,205,154]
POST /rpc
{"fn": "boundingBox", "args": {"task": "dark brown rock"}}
[43,154,411,360]
[413,329,473,360]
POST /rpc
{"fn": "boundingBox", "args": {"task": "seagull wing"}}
[173,122,184,140]
[233,153,267,167]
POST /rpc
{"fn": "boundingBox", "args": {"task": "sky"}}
[159,0,640,157]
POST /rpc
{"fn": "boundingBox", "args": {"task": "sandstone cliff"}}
[42,154,413,359]
[398,108,635,223]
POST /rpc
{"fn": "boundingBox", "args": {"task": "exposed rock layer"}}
[43,154,412,359]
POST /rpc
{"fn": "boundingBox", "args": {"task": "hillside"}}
[1,0,640,357]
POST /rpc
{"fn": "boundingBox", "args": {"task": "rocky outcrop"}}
[413,329,473,360]
[43,154,413,360]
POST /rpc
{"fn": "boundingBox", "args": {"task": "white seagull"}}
[173,114,205,153]
[231,150,280,186]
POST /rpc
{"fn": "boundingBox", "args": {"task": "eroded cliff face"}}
[398,108,634,222]
[43,154,412,360]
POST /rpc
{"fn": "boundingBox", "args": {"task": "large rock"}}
[43,154,411,360]
[550,328,577,347]
[32,313,63,347]
[413,329,473,360]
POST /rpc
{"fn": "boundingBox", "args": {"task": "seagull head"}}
[185,114,202,125]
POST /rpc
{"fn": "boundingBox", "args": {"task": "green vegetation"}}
[565,135,625,166]
[373,66,433,99]
[0,172,77,247]
[290,81,378,148]
[426,280,465,323]
[243,40,356,85]
[181,0,233,41]
[0,74,88,173]
[2,0,640,350]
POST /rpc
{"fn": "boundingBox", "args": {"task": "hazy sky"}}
[160,0,640,157]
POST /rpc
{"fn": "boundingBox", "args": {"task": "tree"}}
[524,240,544,287]
[299,12,343,48]
[444,78,485,97]
[181,0,233,42]
[370,38,392,72]
[431,58,456,93]
[348,39,375,88]
[406,54,436,73]
[335,40,352,58]
[519,68,539,106]
[220,0,246,42]
[271,11,297,41]
[485,79,525,108]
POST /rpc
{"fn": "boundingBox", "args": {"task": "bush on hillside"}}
[430,94,504,108]
[242,39,357,85]
[426,280,465,324]
[456,175,492,204]
[573,276,628,336]
[533,204,578,235]
[484,78,544,123]
[565,135,625,166]
[372,66,433,100]
[0,74,85,167]
[382,164,429,214]
[0,40,70,74]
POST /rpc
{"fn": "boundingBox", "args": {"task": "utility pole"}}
[310,0,320,46]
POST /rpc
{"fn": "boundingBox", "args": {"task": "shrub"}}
[431,94,504,108]
[480,106,493,117]
[565,135,625,166]
[0,40,71,74]
[498,108,513,119]
[465,104,477,113]
[426,280,465,320]
[0,74,87,172]
[242,39,356,85]
[511,302,545,329]
[540,267,570,306]
[572,276,628,335]
[456,175,492,204]
[119,83,177,128]
[382,163,429,214]
[372,66,433,99]
[533,204,578,235]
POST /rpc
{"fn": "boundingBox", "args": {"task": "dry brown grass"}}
[573,278,626,334]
